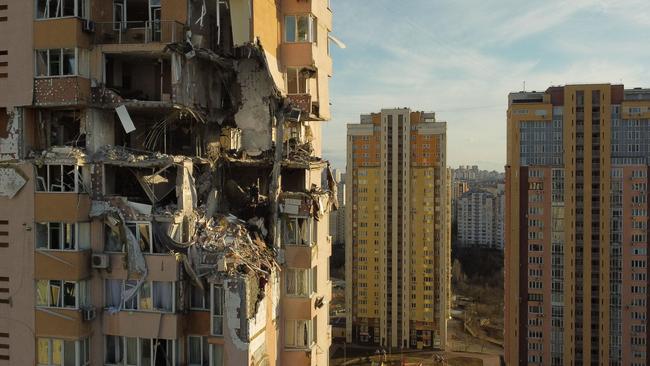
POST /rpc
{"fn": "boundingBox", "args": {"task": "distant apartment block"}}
[505,84,650,365]
[327,169,346,245]
[346,108,451,350]
[457,187,505,250]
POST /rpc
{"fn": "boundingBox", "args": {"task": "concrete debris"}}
[91,145,195,167]
[30,146,86,163]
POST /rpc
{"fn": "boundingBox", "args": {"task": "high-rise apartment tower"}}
[506,84,650,365]
[346,108,450,350]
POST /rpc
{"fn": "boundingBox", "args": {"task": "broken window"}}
[211,284,224,336]
[282,217,313,246]
[286,67,309,95]
[105,54,172,101]
[35,164,82,193]
[284,15,317,43]
[285,319,312,349]
[106,279,175,313]
[36,222,90,250]
[105,337,177,366]
[39,110,84,148]
[190,285,210,310]
[36,0,89,19]
[286,268,311,297]
[35,49,80,77]
[37,337,90,366]
[126,222,152,253]
[36,279,88,309]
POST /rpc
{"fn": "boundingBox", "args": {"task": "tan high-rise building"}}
[0,1,335,365]
[345,108,450,350]
[506,84,650,365]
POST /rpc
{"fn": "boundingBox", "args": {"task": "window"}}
[36,222,90,250]
[286,268,311,297]
[36,280,88,309]
[105,222,160,254]
[190,285,210,310]
[104,280,174,312]
[35,164,81,192]
[36,49,78,77]
[188,336,223,366]
[211,285,224,336]
[285,319,312,349]
[37,337,90,366]
[282,216,313,246]
[286,67,309,95]
[284,15,316,43]
[105,336,177,366]
[36,0,89,19]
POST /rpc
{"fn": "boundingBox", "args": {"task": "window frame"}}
[36,222,91,251]
[37,337,90,366]
[189,285,210,311]
[105,280,175,313]
[104,336,177,366]
[210,284,224,336]
[282,216,314,246]
[105,221,160,254]
[285,67,310,95]
[284,14,317,43]
[285,267,312,297]
[35,48,80,78]
[284,319,313,350]
[36,279,88,310]
[35,0,89,20]
[35,164,82,192]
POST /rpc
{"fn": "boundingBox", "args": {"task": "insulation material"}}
[233,58,275,153]
[115,105,136,134]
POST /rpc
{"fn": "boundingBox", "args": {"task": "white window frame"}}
[35,164,82,192]
[285,67,310,95]
[284,319,313,350]
[282,216,314,246]
[35,0,89,19]
[36,222,91,251]
[210,284,224,336]
[284,14,316,43]
[125,221,155,254]
[106,280,175,313]
[36,279,88,309]
[187,336,222,366]
[37,337,90,366]
[35,48,79,78]
[285,268,312,297]
[104,336,177,366]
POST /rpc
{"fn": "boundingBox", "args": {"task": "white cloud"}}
[323,0,650,172]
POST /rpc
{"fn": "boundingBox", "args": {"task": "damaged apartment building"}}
[0,0,338,365]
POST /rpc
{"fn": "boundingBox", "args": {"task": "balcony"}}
[36,308,91,338]
[34,192,91,222]
[34,76,91,107]
[93,21,184,45]
[34,250,91,281]
[34,17,92,49]
[103,311,182,339]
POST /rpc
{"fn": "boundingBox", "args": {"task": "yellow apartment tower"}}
[506,84,650,365]
[0,0,336,365]
[345,108,450,350]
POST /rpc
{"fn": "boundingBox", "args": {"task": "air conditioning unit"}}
[82,306,96,322]
[91,253,109,269]
[82,19,95,33]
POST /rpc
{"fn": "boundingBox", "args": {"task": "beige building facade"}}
[506,84,650,365]
[0,1,335,365]
[345,108,450,350]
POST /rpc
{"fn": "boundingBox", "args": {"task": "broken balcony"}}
[94,0,183,45]
[285,67,323,120]
[102,54,173,105]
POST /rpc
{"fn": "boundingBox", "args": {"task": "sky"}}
[322,0,650,172]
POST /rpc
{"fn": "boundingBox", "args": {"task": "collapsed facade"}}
[0,1,335,365]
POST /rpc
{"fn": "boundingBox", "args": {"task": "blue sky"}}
[322,0,650,171]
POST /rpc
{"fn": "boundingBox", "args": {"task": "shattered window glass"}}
[124,280,138,310]
[104,223,123,252]
[283,218,298,245]
[63,281,76,308]
[298,218,311,245]
[49,280,62,307]
[36,280,48,306]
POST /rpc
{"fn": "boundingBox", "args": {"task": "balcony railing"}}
[94,21,184,45]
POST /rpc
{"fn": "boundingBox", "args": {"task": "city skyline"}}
[323,0,650,172]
